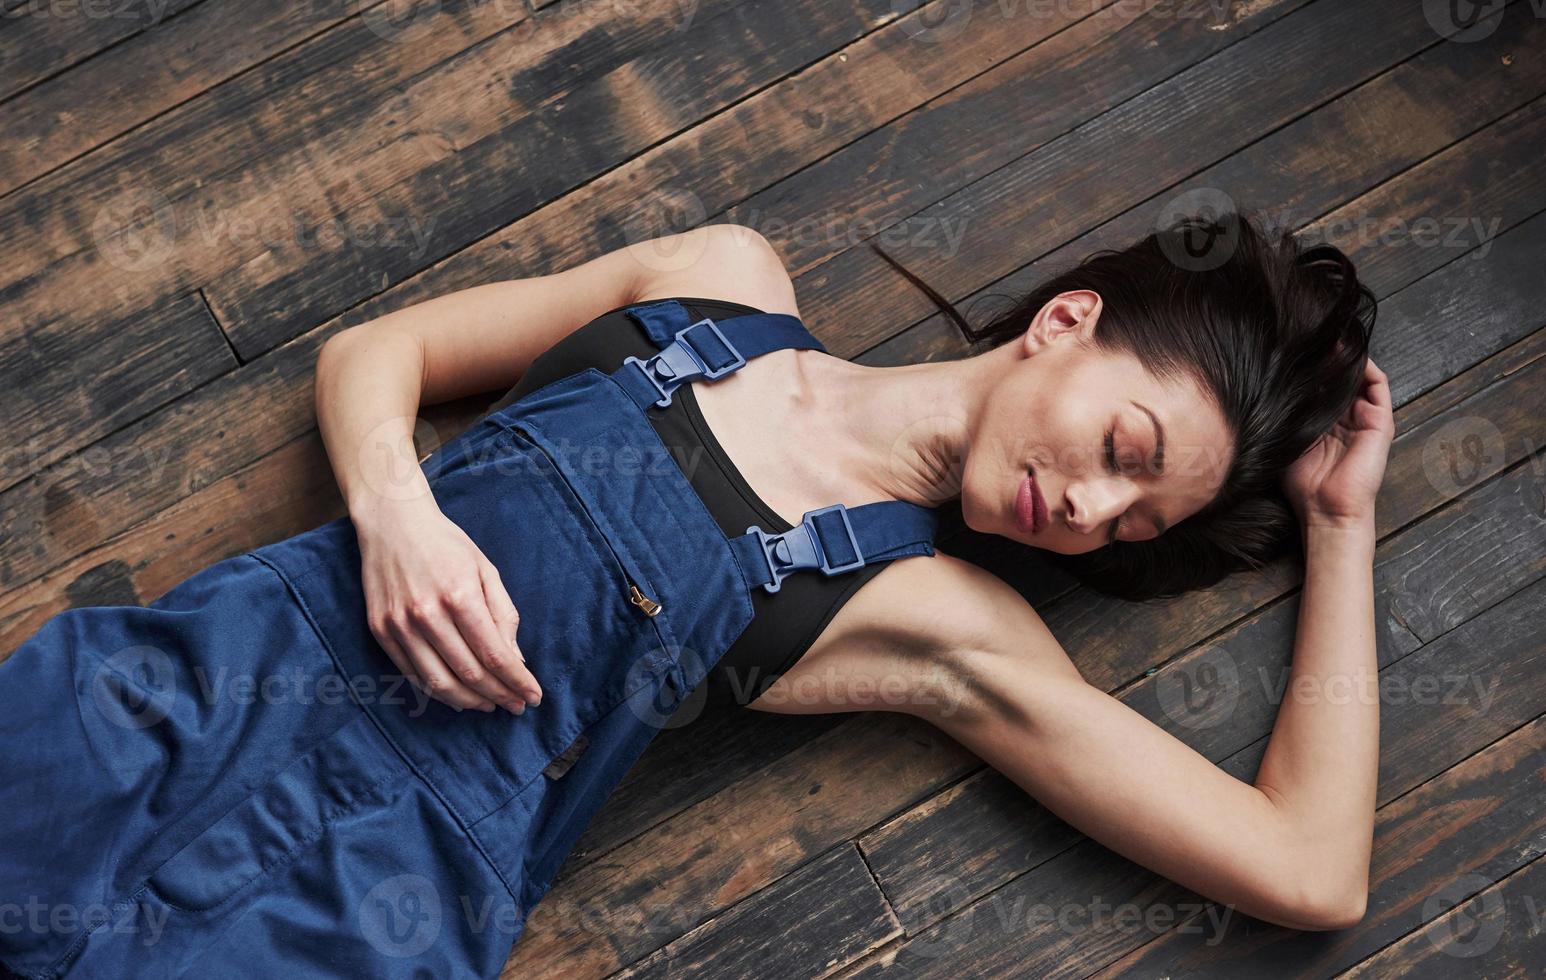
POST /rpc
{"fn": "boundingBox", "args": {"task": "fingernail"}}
[481,702,495,713]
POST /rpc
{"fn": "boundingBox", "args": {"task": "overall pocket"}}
[146,713,403,914]
[267,421,683,823]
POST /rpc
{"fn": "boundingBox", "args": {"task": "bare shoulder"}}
[756,547,1085,719]
[630,223,801,317]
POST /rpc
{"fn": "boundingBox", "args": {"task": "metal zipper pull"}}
[628,583,662,617]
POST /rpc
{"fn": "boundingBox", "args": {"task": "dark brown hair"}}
[874,211,1376,600]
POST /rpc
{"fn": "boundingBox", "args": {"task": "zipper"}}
[507,424,665,621]
[628,582,662,617]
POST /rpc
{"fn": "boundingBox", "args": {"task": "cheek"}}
[1025,391,1100,474]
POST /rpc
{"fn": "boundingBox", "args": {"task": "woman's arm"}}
[911,358,1393,931]
[312,223,796,713]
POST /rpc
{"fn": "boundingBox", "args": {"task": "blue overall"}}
[0,300,940,978]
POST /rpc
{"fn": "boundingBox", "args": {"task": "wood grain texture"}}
[2,0,1544,975]
[0,0,203,104]
[863,6,1546,367]
[1341,851,1546,977]
[0,0,381,196]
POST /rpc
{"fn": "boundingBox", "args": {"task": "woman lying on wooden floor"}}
[0,211,1390,977]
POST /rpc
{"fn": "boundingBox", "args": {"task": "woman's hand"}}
[1283,356,1395,531]
[355,496,543,714]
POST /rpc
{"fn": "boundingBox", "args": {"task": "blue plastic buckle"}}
[745,504,865,594]
[621,317,747,409]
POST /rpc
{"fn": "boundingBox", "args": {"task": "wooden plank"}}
[720,0,1314,278]
[1378,455,1546,649]
[297,0,1116,345]
[0,0,885,359]
[1340,852,1546,978]
[0,0,531,315]
[0,0,898,480]
[793,0,1488,357]
[594,844,900,980]
[0,331,327,590]
[0,0,380,195]
[858,450,1546,941]
[1373,209,1546,405]
[853,582,1546,977]
[500,711,978,978]
[0,431,334,647]
[204,0,920,359]
[571,707,849,866]
[0,290,235,519]
[863,12,1546,367]
[0,0,202,104]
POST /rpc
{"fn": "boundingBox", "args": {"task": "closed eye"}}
[1103,429,1121,543]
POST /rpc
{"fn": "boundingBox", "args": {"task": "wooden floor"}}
[3,0,1544,976]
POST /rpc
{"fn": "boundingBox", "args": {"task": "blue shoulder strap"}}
[613,299,825,411]
[731,501,941,594]
[612,299,940,594]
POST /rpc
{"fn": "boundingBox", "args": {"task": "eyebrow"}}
[1130,400,1168,534]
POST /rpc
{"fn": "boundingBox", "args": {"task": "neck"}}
[801,343,1009,509]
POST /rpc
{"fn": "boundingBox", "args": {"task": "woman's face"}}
[959,291,1235,554]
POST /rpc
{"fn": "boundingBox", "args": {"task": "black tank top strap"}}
[610,298,941,599]
[492,296,936,706]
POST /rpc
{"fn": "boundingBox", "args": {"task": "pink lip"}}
[1015,469,1049,534]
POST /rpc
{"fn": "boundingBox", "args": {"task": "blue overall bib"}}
[0,300,940,978]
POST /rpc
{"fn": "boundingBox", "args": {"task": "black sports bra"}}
[489,297,897,707]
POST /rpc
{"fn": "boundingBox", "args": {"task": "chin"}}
[956,485,995,535]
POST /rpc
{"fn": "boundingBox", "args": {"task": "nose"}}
[1064,477,1139,536]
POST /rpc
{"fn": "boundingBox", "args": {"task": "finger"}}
[1363,366,1392,410]
[448,599,538,714]
[477,562,543,703]
[418,597,528,710]
[372,625,423,689]
[390,618,494,711]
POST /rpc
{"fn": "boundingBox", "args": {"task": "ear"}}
[1022,290,1102,356]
